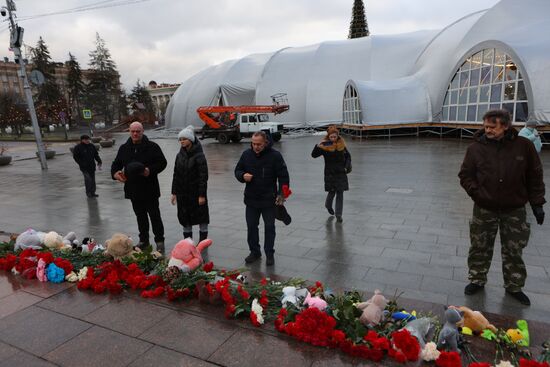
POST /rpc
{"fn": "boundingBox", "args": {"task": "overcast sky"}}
[1,0,500,90]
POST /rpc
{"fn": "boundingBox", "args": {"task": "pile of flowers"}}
[1,238,550,367]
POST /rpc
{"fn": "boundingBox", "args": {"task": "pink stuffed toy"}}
[168,238,212,273]
[303,291,328,311]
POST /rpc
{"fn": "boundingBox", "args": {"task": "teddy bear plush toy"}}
[356,289,388,326]
[437,307,464,352]
[402,317,436,348]
[44,231,73,250]
[168,238,213,273]
[451,306,497,334]
[15,228,47,250]
[104,233,136,260]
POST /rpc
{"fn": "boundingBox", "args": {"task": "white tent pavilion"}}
[166,0,550,129]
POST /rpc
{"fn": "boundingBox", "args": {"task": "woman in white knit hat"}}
[171,125,210,241]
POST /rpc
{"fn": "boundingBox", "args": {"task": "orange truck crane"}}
[196,93,289,144]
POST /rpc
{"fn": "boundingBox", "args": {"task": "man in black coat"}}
[111,122,168,252]
[235,131,290,266]
[73,134,102,198]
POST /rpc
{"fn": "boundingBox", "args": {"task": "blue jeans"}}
[246,205,276,256]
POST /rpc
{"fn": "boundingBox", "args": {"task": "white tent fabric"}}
[167,0,550,129]
[349,77,431,124]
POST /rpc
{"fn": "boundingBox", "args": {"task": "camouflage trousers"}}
[468,204,530,292]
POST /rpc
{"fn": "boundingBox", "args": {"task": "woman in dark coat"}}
[311,125,351,223]
[171,126,210,241]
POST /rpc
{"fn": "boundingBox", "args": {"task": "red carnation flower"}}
[436,351,462,367]
[202,262,214,272]
[469,363,492,367]
[519,359,550,367]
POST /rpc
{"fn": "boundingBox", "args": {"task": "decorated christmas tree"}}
[348,0,370,39]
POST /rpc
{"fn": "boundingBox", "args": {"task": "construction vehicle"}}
[197,93,289,144]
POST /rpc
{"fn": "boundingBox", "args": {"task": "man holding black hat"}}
[73,134,102,198]
[111,121,167,252]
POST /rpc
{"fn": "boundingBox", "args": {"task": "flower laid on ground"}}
[250,298,264,326]
[496,361,514,367]
[469,363,492,367]
[519,358,550,367]
[65,271,78,282]
[435,351,462,367]
[421,342,441,361]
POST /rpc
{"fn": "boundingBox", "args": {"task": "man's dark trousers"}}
[130,197,164,244]
[82,171,96,197]
[246,205,276,257]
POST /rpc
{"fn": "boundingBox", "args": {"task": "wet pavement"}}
[1,132,550,328]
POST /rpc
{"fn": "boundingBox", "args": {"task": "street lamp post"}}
[3,0,48,169]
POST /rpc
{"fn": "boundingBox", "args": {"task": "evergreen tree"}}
[118,89,129,120]
[348,0,370,39]
[66,53,85,125]
[86,33,121,124]
[30,37,63,122]
[129,79,155,115]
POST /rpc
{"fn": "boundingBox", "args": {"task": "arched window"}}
[343,84,362,125]
[441,48,528,123]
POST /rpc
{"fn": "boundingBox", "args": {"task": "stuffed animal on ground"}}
[403,317,436,348]
[506,320,529,347]
[303,291,328,311]
[104,233,136,260]
[392,310,417,322]
[451,306,496,334]
[437,307,464,352]
[356,289,388,326]
[282,286,298,307]
[236,274,248,284]
[62,232,78,247]
[15,229,46,250]
[168,238,213,273]
[44,231,72,250]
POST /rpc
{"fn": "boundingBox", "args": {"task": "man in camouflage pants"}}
[459,109,545,306]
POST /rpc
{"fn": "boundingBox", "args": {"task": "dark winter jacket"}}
[73,142,101,172]
[111,135,167,200]
[311,143,351,192]
[458,128,546,211]
[235,146,290,208]
[171,139,209,226]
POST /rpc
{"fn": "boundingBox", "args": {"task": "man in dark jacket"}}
[73,134,102,198]
[111,122,168,252]
[458,109,545,306]
[235,131,290,266]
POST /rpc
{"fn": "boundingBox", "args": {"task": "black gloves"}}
[532,205,545,225]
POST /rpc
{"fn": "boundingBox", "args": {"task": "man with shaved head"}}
[111,121,168,253]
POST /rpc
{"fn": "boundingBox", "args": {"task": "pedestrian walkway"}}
[1,134,549,326]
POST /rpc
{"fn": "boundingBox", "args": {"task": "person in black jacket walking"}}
[111,121,168,252]
[235,131,290,266]
[311,125,351,223]
[171,126,210,242]
[73,134,102,198]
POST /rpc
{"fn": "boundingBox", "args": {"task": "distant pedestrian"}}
[171,126,210,242]
[235,131,290,266]
[73,134,102,198]
[518,119,542,153]
[311,125,352,223]
[459,109,545,306]
[111,121,168,253]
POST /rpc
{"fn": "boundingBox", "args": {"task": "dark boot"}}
[464,283,484,295]
[506,290,531,306]
[183,232,192,240]
[199,231,208,242]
